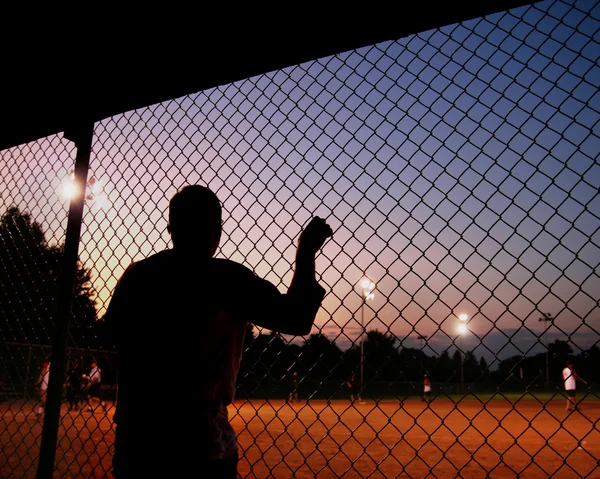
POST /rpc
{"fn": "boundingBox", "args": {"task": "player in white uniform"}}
[562,360,580,411]
[86,359,107,412]
[423,373,432,404]
[35,360,51,416]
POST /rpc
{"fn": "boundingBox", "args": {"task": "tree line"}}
[1,207,598,397]
[237,328,599,398]
[0,207,100,349]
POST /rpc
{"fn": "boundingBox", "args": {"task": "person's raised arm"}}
[251,216,333,335]
[290,217,333,287]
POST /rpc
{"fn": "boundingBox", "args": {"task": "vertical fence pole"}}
[37,122,93,479]
[360,298,365,402]
[460,348,465,395]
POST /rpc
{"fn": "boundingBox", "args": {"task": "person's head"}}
[566,360,573,368]
[167,185,222,257]
[91,359,97,368]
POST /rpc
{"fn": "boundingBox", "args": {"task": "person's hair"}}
[168,185,222,237]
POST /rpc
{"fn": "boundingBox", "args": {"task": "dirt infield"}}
[234,399,600,478]
[1,398,598,478]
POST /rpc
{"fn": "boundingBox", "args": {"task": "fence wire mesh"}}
[1,0,599,477]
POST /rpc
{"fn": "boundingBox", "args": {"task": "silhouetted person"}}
[347,371,360,403]
[423,373,432,404]
[66,359,83,411]
[35,359,50,416]
[105,184,333,478]
[288,371,299,403]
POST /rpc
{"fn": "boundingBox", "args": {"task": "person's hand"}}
[297,217,333,256]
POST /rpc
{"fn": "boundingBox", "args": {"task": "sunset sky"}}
[1,0,598,366]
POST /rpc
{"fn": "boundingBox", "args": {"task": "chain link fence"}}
[1,0,599,477]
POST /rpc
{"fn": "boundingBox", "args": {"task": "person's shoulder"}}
[210,258,256,277]
[129,250,174,270]
[120,250,175,279]
[209,258,268,291]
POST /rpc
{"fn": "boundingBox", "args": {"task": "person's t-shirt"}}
[89,366,102,384]
[563,367,576,390]
[40,362,50,391]
[105,249,325,471]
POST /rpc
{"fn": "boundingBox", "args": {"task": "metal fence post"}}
[37,122,94,479]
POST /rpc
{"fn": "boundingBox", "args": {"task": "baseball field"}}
[1,397,598,478]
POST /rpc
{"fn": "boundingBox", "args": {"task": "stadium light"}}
[359,276,375,404]
[63,169,110,209]
[538,312,554,389]
[417,334,428,374]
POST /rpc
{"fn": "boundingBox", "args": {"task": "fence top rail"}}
[0,2,535,151]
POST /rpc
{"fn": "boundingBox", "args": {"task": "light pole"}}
[538,312,554,390]
[458,314,468,394]
[418,334,428,374]
[360,277,375,404]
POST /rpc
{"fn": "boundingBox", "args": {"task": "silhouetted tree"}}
[463,350,479,383]
[0,207,98,347]
[364,329,399,381]
[397,347,421,382]
[548,339,573,385]
[238,332,286,397]
[491,355,530,391]
[343,343,361,379]
[432,350,454,384]
[548,339,573,357]
[478,356,490,379]
[451,349,462,382]
[301,333,343,381]
[578,345,599,384]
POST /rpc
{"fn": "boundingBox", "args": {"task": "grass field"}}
[1,397,599,478]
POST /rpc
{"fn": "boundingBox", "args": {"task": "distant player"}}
[423,373,432,404]
[66,358,83,412]
[86,359,107,412]
[35,360,51,416]
[347,371,361,404]
[562,359,586,411]
[288,371,299,403]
